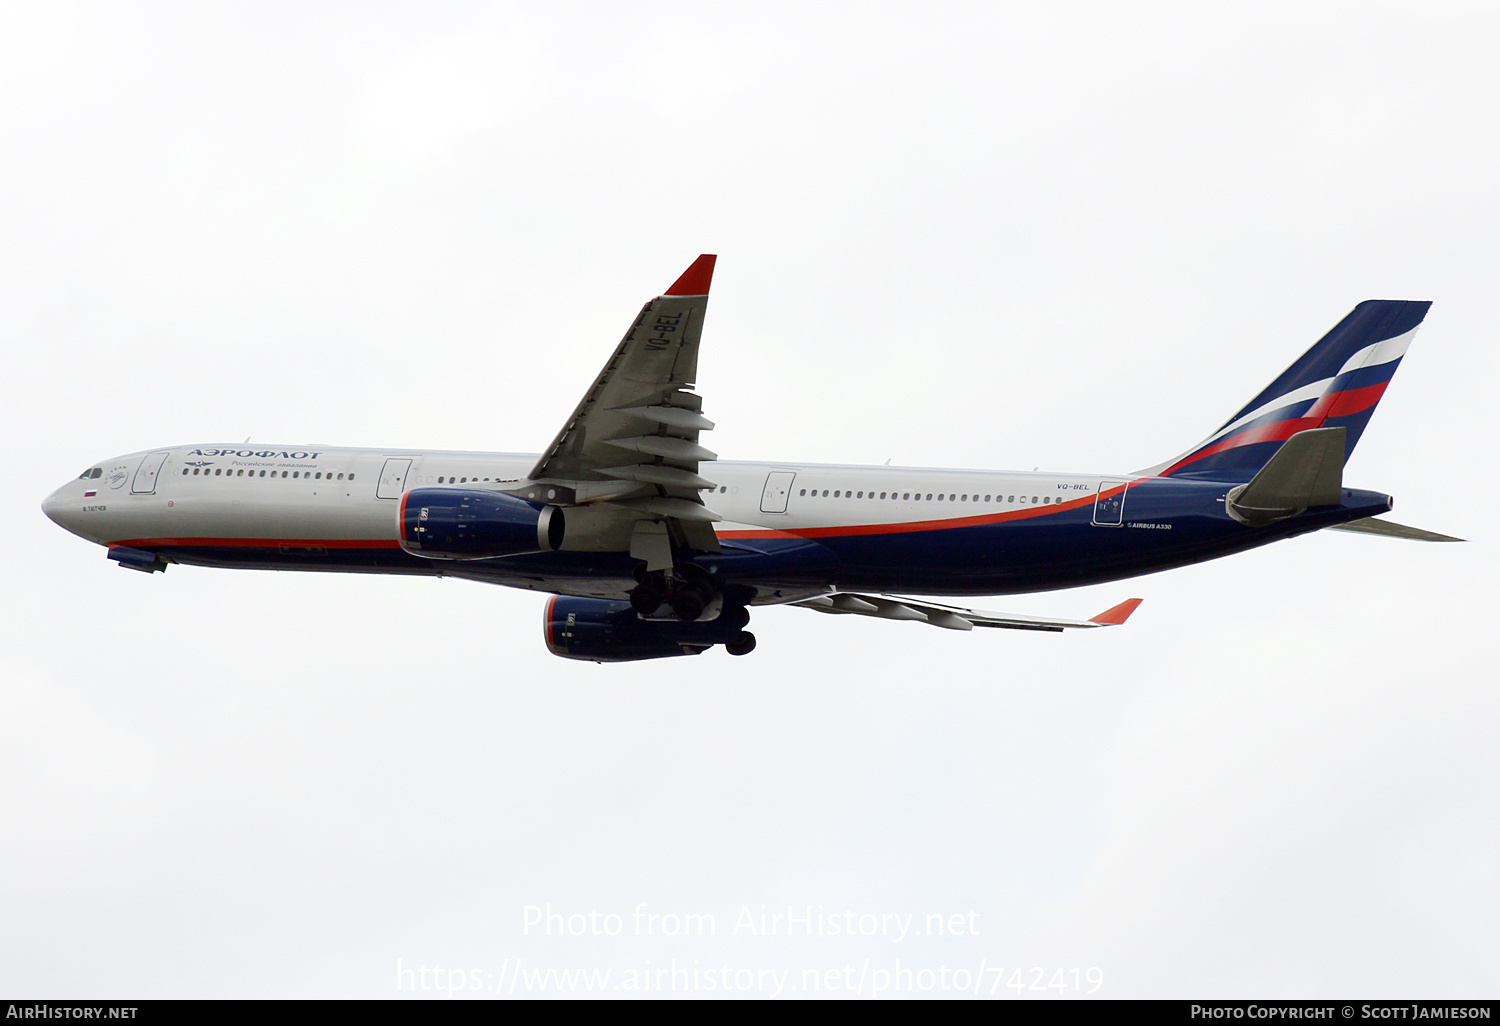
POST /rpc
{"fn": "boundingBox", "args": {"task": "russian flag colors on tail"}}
[1145,300,1430,481]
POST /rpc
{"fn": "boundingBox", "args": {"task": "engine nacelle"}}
[544,596,750,662]
[400,488,564,559]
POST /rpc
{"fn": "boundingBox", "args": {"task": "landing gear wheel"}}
[629,581,665,615]
[671,584,708,622]
[628,570,669,615]
[725,631,756,656]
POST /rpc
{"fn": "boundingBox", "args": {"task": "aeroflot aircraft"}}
[44,256,1459,661]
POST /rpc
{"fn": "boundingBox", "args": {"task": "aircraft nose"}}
[42,486,67,526]
[42,482,87,536]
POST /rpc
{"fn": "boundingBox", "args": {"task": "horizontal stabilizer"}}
[1227,427,1345,527]
[1326,517,1465,542]
[791,593,1143,633]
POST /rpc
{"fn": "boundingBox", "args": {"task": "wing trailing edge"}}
[792,593,1143,633]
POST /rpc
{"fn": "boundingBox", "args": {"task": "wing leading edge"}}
[511,255,722,561]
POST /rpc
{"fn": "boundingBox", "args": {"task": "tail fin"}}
[1143,300,1430,480]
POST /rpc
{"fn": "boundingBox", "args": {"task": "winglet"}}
[663,254,717,297]
[1090,598,1143,625]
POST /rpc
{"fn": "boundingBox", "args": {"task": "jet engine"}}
[543,596,756,662]
[400,488,564,559]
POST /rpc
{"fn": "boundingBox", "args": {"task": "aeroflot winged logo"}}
[189,449,323,459]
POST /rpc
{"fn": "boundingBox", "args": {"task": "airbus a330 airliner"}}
[43,256,1459,661]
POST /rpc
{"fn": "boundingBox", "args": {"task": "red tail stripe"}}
[1164,381,1391,476]
[1303,380,1388,421]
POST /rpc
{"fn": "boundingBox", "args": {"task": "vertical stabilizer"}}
[1144,300,1429,481]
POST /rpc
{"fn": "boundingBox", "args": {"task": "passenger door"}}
[759,471,796,514]
[130,452,170,494]
[377,458,413,499]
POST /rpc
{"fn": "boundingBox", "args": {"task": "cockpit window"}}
[79,468,102,480]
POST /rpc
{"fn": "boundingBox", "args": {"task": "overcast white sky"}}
[3,1,1497,999]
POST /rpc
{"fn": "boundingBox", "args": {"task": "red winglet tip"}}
[1090,598,1143,626]
[663,254,717,296]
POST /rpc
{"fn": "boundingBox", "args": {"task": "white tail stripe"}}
[1336,326,1417,378]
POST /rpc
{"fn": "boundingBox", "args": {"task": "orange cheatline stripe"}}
[110,484,1142,549]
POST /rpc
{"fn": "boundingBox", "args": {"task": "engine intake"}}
[400,488,564,559]
[544,596,752,662]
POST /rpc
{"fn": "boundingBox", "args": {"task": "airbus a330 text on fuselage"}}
[44,256,1458,660]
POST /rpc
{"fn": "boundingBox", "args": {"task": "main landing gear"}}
[628,566,757,656]
[724,631,756,656]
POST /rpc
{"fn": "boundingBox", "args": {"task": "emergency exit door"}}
[1091,480,1128,526]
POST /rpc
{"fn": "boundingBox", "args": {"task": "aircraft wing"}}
[515,255,722,560]
[791,594,1144,632]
